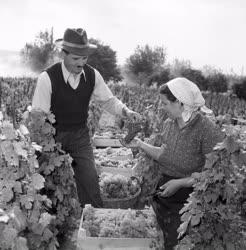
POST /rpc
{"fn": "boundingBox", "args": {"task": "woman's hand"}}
[120,138,142,148]
[159,179,183,198]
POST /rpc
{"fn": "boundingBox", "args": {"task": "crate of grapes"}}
[77,205,163,250]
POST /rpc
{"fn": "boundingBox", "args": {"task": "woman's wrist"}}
[137,140,143,149]
[178,177,194,188]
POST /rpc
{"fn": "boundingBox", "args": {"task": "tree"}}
[169,58,191,78]
[148,67,170,86]
[21,28,56,73]
[126,45,166,85]
[87,38,122,83]
[180,68,208,91]
[21,30,122,82]
[206,72,228,93]
[232,77,246,100]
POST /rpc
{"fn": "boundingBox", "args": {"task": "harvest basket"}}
[102,183,141,209]
[100,167,141,208]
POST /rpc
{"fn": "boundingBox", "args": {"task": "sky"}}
[1,0,246,75]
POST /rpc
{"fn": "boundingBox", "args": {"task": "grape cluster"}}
[99,172,140,199]
[123,121,144,144]
[82,205,161,239]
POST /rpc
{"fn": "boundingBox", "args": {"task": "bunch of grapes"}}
[82,205,162,241]
[99,172,140,199]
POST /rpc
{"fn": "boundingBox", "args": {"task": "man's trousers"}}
[55,126,103,208]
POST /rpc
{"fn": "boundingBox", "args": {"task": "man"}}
[32,28,141,208]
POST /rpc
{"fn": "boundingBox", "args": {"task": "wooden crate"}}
[100,166,134,178]
[93,137,122,148]
[77,208,157,250]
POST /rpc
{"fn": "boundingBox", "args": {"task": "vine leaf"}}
[1,141,19,166]
[13,141,28,159]
[20,195,34,209]
[2,121,16,140]
[190,214,201,226]
[177,216,191,238]
[14,237,28,250]
[225,136,240,153]
[39,213,55,228]
[31,173,45,190]
[11,206,27,231]
[3,226,18,245]
[2,187,14,202]
[0,214,9,223]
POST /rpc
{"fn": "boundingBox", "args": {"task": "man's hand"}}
[122,107,142,122]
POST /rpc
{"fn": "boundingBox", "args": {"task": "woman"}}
[124,77,224,249]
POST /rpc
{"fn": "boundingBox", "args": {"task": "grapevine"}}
[176,124,246,250]
[0,117,58,250]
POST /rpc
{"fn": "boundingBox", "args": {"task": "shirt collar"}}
[61,61,85,83]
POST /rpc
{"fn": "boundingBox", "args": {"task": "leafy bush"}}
[232,77,246,101]
[177,126,246,250]
[148,67,170,86]
[180,68,208,91]
[206,72,228,93]
[21,29,56,73]
[87,38,122,83]
[126,45,166,85]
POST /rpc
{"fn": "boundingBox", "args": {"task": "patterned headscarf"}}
[166,77,212,122]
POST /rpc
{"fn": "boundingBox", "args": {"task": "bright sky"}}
[1,0,246,74]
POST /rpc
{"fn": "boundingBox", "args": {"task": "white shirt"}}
[32,61,127,116]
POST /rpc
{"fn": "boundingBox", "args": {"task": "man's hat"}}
[55,28,97,56]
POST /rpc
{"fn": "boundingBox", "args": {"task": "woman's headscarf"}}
[166,77,212,122]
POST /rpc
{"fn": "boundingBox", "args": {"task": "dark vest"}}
[46,63,95,131]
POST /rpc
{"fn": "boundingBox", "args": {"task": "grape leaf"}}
[225,136,240,153]
[0,214,9,223]
[39,212,55,227]
[42,228,54,242]
[31,173,45,190]
[13,181,22,193]
[13,141,28,158]
[2,121,16,140]
[191,214,201,226]
[3,226,18,245]
[13,237,28,250]
[1,141,19,166]
[10,206,27,231]
[20,195,34,209]
[2,187,14,202]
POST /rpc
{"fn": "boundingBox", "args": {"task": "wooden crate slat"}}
[77,237,154,250]
[100,166,134,178]
[93,137,122,148]
[77,208,157,250]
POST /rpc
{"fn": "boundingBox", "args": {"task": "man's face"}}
[63,52,88,74]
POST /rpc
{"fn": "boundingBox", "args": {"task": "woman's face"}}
[159,94,183,119]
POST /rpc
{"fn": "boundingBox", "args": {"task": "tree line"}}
[21,28,246,100]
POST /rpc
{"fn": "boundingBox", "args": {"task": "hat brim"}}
[55,39,97,56]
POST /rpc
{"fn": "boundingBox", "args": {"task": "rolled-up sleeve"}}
[91,69,126,116]
[32,72,52,113]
